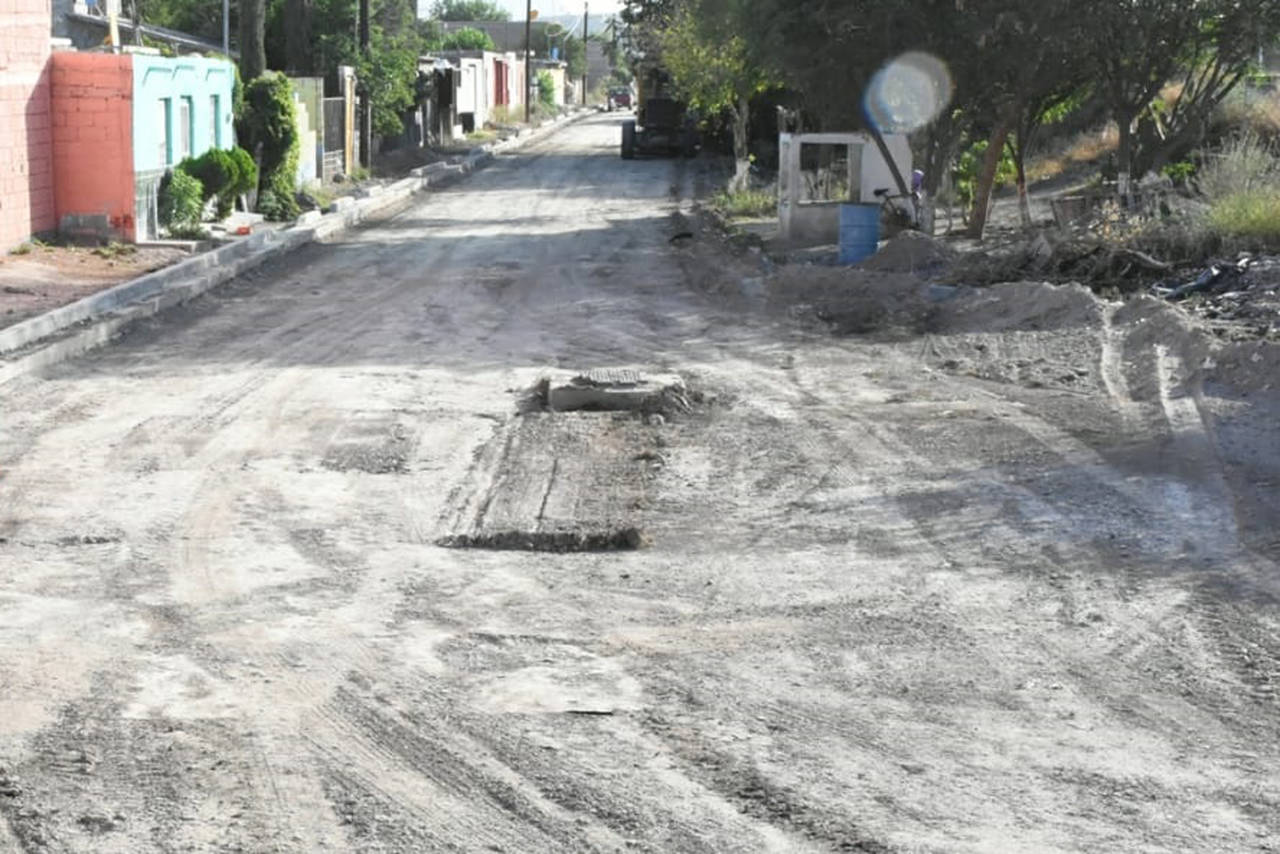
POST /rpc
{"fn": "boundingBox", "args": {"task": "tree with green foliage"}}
[142,0,222,43]
[264,0,428,142]
[1082,0,1280,193]
[441,26,497,50]
[659,0,775,190]
[236,72,301,220]
[562,34,587,82]
[537,70,557,110]
[432,0,509,20]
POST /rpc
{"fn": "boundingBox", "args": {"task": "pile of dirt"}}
[767,268,930,334]
[929,280,1106,334]
[856,231,958,276]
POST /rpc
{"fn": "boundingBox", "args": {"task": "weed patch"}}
[711,187,775,219]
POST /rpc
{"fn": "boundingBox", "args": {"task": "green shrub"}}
[236,72,300,221]
[711,187,776,219]
[228,147,258,195]
[189,146,258,218]
[1208,190,1280,243]
[255,190,293,222]
[537,71,557,111]
[1162,160,1196,185]
[951,138,1016,216]
[183,148,234,202]
[158,167,205,231]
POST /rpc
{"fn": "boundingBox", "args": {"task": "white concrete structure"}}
[778,132,912,246]
[431,50,526,135]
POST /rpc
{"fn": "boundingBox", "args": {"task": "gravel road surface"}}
[1,114,1277,853]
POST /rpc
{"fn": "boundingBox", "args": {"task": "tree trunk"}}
[729,96,750,193]
[967,120,1011,241]
[284,0,314,74]
[921,112,958,237]
[238,0,267,82]
[1116,114,1133,202]
[1013,146,1032,229]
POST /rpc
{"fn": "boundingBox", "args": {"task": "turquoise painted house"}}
[52,51,235,241]
[133,55,236,238]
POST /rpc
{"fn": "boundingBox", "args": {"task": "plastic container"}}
[838,202,880,265]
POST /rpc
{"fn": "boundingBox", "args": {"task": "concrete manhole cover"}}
[528,368,689,414]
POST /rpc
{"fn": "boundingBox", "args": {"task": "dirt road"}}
[1,114,1277,853]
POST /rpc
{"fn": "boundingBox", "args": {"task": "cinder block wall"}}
[51,52,135,241]
[0,0,54,250]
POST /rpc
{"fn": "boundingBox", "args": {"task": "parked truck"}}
[620,66,698,159]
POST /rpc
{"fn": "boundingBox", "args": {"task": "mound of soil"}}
[931,281,1106,334]
[768,268,929,333]
[856,231,958,276]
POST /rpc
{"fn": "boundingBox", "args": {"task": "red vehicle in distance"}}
[607,86,633,111]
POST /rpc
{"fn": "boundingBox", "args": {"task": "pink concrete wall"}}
[51,53,135,241]
[0,0,54,250]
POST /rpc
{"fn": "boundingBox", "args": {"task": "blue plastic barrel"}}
[838,203,880,265]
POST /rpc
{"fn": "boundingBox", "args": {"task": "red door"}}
[495,60,509,106]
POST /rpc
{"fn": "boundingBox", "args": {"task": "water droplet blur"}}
[863,52,954,133]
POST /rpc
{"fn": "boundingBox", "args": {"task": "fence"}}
[322,97,345,181]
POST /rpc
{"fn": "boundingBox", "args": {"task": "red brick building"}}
[0,0,55,250]
[50,53,135,241]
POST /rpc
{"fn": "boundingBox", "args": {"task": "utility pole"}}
[582,2,588,106]
[222,0,229,54]
[524,0,533,123]
[359,0,371,168]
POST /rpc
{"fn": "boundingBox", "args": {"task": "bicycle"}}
[872,186,922,236]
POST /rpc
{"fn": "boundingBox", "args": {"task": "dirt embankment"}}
[0,246,189,331]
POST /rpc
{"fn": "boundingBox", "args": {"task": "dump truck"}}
[620,66,698,159]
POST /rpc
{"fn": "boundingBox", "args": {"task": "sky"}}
[493,0,620,18]
[417,0,621,27]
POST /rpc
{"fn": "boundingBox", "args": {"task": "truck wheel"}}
[622,121,637,160]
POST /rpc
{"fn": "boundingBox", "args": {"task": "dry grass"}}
[1026,125,1119,183]
[1198,132,1280,199]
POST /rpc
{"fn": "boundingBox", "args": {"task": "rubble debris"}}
[1158,256,1280,340]
[948,231,1173,288]
[1152,257,1251,301]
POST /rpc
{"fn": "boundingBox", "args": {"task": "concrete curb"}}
[0,108,593,385]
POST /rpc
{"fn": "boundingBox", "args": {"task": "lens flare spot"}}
[863,52,954,133]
